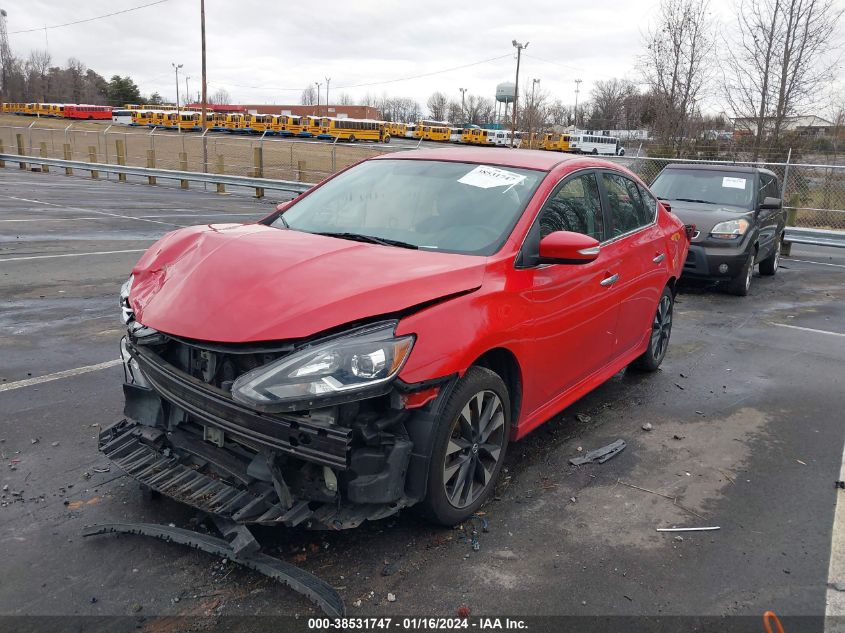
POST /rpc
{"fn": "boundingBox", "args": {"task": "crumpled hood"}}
[129,223,486,343]
[667,201,754,235]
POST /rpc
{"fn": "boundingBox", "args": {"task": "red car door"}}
[523,170,623,405]
[599,171,670,356]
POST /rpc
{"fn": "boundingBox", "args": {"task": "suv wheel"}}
[726,250,755,296]
[759,237,781,276]
[417,367,511,526]
[631,286,674,372]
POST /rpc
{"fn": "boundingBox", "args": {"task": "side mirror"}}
[538,231,600,265]
[659,199,672,214]
[759,196,781,210]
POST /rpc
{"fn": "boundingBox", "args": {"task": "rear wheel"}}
[631,286,674,372]
[417,367,511,526]
[348,134,357,143]
[759,237,781,276]
[726,250,755,296]
[591,148,598,155]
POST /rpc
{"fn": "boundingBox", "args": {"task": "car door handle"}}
[653,253,666,263]
[600,273,619,287]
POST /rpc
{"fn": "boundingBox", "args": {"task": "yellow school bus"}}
[1,102,11,113]
[299,115,324,137]
[176,111,201,131]
[423,125,451,142]
[250,114,281,135]
[276,115,303,137]
[461,128,492,145]
[204,111,228,131]
[130,110,153,126]
[223,113,247,132]
[387,122,407,138]
[541,132,571,152]
[319,117,390,143]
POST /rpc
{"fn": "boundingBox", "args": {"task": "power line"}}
[10,0,168,34]
[205,53,513,94]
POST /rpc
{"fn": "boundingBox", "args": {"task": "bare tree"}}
[336,92,353,105]
[724,0,843,159]
[589,79,637,129]
[209,88,231,105]
[300,85,316,105]
[639,0,714,153]
[426,91,448,120]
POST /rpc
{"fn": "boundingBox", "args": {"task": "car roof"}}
[375,147,618,172]
[663,163,777,177]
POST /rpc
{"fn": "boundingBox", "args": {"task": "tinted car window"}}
[538,173,604,241]
[603,172,650,235]
[758,173,779,206]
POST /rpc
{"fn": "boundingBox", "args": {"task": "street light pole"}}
[172,62,183,133]
[510,39,528,148]
[185,76,191,108]
[325,77,331,117]
[573,78,582,133]
[315,81,321,115]
[459,87,467,122]
[200,0,208,176]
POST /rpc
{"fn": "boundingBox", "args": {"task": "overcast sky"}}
[5,0,844,113]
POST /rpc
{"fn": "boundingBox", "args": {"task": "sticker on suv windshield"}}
[459,165,526,190]
[722,177,747,189]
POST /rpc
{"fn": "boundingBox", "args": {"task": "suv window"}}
[603,172,651,235]
[537,173,604,241]
[758,173,779,206]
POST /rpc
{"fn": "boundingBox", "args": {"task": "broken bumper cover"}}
[99,420,316,526]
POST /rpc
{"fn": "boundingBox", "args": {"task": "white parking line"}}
[0,194,185,228]
[0,213,257,223]
[0,359,122,393]
[770,322,845,338]
[0,249,147,263]
[826,443,845,626]
[789,258,845,269]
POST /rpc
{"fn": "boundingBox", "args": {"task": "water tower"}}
[495,82,515,125]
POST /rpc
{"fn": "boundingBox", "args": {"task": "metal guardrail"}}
[784,226,845,249]
[0,153,313,195]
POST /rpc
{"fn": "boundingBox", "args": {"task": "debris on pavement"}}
[457,605,471,618]
[92,466,110,474]
[642,423,653,431]
[576,413,591,423]
[570,439,627,465]
[617,479,705,520]
[387,593,396,602]
[836,481,845,490]
[656,526,721,532]
[672,434,685,440]
[83,522,345,617]
[462,514,490,552]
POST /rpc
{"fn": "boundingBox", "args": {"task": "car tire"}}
[416,366,511,526]
[591,148,598,155]
[348,135,356,143]
[630,286,674,372]
[759,236,781,276]
[726,250,755,296]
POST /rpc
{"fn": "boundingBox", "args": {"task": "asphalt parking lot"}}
[2,167,845,631]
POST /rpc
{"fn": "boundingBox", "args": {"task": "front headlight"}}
[120,275,134,324]
[232,322,415,412]
[710,219,749,239]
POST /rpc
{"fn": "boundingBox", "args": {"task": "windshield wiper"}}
[314,232,419,250]
[673,197,713,204]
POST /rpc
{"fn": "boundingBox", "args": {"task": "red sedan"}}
[111,148,689,528]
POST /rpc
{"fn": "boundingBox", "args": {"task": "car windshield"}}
[650,169,755,209]
[268,159,545,256]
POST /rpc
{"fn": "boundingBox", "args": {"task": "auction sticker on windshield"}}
[458,165,527,190]
[722,176,747,189]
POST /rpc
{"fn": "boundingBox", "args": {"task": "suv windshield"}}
[268,159,544,256]
[650,169,755,209]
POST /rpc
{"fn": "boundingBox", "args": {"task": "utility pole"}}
[172,62,183,133]
[325,77,331,117]
[0,9,12,100]
[574,78,582,133]
[200,0,208,175]
[185,76,191,108]
[315,81,321,115]
[510,40,528,148]
[459,87,467,122]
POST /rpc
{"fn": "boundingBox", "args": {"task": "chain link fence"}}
[0,123,406,187]
[2,123,844,230]
[609,155,845,230]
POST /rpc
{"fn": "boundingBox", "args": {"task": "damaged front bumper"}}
[102,332,451,530]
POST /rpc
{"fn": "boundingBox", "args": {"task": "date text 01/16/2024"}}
[307,618,528,630]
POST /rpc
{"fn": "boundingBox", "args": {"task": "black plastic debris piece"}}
[570,439,627,466]
[82,522,344,617]
[836,481,845,490]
